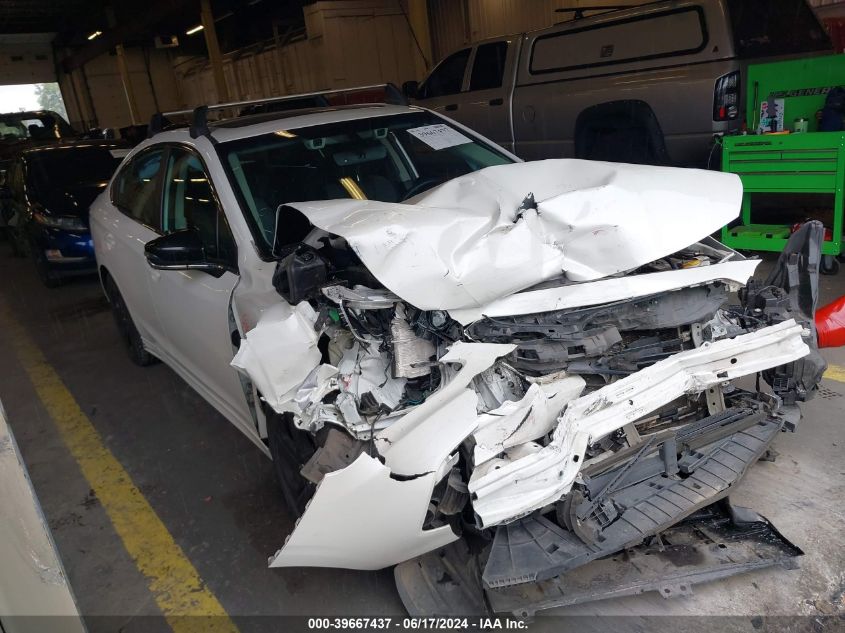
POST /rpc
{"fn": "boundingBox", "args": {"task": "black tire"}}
[9,226,29,258]
[32,243,62,288]
[821,255,840,276]
[105,275,156,366]
[267,412,317,517]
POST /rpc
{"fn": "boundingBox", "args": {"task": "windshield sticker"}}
[407,124,471,150]
[109,148,130,158]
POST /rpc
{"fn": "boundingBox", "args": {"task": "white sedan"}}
[90,95,824,610]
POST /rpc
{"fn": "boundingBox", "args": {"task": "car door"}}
[106,147,168,350]
[148,145,255,440]
[460,40,515,149]
[414,47,472,118]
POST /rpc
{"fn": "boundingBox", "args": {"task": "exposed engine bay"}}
[229,160,826,614]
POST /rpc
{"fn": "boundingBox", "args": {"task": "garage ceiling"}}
[0,0,107,35]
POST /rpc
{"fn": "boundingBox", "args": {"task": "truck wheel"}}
[105,276,156,366]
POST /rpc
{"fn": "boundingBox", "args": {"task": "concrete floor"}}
[1,239,843,632]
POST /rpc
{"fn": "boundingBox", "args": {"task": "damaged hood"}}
[288,159,743,311]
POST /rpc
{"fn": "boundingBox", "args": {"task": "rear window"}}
[727,0,830,59]
[530,6,707,75]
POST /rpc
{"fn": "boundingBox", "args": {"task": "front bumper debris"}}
[396,500,802,617]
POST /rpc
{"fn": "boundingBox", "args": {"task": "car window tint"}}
[418,48,470,99]
[113,148,164,231]
[163,147,236,266]
[469,42,508,91]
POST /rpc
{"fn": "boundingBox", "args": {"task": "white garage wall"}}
[0,34,55,85]
[59,47,181,132]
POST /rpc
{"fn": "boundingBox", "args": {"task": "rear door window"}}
[112,148,164,231]
[727,0,830,58]
[418,48,471,99]
[469,41,509,91]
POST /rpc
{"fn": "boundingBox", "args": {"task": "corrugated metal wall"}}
[173,0,421,108]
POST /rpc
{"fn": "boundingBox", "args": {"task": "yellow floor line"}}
[824,363,845,384]
[0,302,239,633]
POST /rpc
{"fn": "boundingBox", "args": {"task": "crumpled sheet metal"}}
[375,341,516,478]
[473,374,586,467]
[468,319,810,528]
[268,453,457,570]
[272,342,517,571]
[289,159,742,311]
[230,302,321,414]
[449,258,760,325]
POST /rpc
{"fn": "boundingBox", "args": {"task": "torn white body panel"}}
[289,159,742,311]
[269,453,457,570]
[230,302,322,413]
[375,342,516,477]
[473,374,586,467]
[449,258,761,325]
[468,319,810,528]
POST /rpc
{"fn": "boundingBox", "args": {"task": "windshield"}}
[217,111,514,254]
[29,147,123,193]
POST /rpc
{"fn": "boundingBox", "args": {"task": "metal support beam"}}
[107,7,141,125]
[201,0,230,103]
[405,0,432,79]
[114,44,141,124]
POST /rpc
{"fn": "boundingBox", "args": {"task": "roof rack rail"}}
[554,4,635,20]
[148,82,408,139]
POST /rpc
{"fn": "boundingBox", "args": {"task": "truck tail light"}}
[713,71,740,121]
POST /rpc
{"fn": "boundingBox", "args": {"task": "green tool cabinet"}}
[720,131,845,261]
[719,54,845,274]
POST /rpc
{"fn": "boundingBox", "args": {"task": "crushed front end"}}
[229,160,825,614]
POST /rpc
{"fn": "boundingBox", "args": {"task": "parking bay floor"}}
[0,240,843,631]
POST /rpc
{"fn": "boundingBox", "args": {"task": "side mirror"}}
[144,229,225,277]
[402,80,419,99]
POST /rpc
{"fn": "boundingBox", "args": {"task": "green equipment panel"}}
[720,54,845,258]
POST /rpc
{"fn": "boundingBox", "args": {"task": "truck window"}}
[469,42,508,91]
[727,0,830,59]
[530,6,707,75]
[418,48,471,99]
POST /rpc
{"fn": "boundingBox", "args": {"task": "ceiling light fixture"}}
[186,24,204,35]
[87,30,103,40]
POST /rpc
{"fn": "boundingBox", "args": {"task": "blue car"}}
[1,141,128,286]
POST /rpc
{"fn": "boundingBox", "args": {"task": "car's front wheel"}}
[267,412,318,517]
[31,243,61,288]
[105,275,156,366]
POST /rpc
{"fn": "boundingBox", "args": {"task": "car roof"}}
[152,103,425,145]
[20,140,128,156]
[0,110,63,120]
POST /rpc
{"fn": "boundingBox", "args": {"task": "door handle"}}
[444,104,458,111]
[488,98,504,106]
